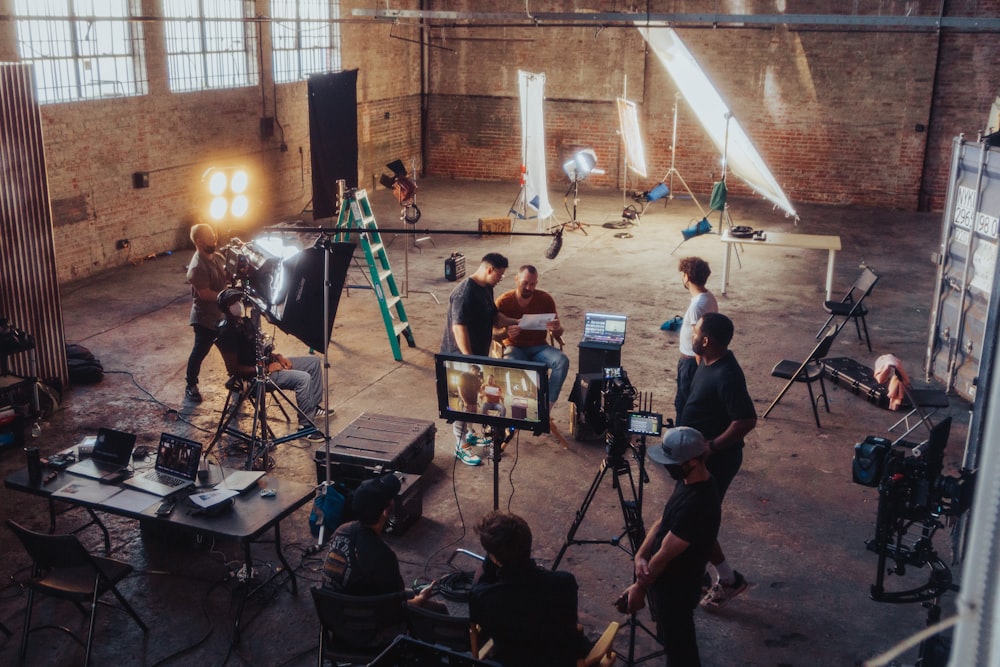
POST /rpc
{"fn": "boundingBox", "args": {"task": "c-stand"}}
[205,306,321,471]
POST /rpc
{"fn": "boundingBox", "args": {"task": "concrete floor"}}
[0,178,968,666]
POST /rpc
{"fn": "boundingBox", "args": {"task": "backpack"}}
[66,344,104,385]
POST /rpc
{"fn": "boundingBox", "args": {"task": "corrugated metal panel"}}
[0,63,68,391]
[926,137,1000,403]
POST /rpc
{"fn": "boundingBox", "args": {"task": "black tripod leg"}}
[552,460,611,570]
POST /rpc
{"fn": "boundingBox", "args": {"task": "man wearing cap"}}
[323,473,443,610]
[678,312,756,609]
[619,427,721,667]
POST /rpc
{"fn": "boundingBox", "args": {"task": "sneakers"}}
[315,406,335,418]
[455,443,482,466]
[306,430,326,442]
[700,571,748,609]
[185,384,203,403]
[465,432,492,446]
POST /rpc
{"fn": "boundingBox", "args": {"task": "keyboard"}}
[147,471,185,487]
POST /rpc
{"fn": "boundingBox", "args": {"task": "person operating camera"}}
[215,288,327,441]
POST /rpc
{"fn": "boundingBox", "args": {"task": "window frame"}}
[270,0,341,83]
[163,0,259,93]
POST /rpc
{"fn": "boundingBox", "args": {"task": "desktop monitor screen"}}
[434,354,550,435]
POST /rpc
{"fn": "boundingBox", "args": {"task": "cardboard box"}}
[478,217,512,237]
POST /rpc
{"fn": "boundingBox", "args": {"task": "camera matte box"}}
[313,412,435,478]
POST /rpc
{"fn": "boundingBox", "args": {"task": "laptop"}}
[65,427,136,480]
[124,433,203,496]
[579,312,628,350]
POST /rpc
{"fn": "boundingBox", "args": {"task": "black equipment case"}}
[313,412,435,476]
[821,357,890,409]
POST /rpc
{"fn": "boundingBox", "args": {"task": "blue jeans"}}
[271,355,323,426]
[505,344,570,404]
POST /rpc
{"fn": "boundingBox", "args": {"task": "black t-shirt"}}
[470,560,590,667]
[215,318,257,368]
[441,277,497,356]
[322,521,404,595]
[650,477,722,606]
[679,350,756,445]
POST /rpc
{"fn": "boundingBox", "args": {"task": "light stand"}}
[660,94,707,217]
[562,177,591,235]
[482,422,518,511]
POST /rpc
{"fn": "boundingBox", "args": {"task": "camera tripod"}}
[552,434,664,666]
[204,310,321,471]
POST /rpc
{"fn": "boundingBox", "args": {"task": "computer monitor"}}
[434,354,550,435]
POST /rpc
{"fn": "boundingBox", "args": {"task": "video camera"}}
[852,417,975,603]
[600,367,639,457]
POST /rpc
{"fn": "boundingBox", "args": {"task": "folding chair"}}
[403,603,472,653]
[7,519,148,666]
[816,267,879,351]
[310,586,407,666]
[762,326,839,427]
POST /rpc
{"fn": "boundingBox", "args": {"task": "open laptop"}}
[124,433,203,496]
[65,427,136,480]
[579,312,628,350]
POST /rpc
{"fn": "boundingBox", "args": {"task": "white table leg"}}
[825,250,836,301]
[722,242,731,295]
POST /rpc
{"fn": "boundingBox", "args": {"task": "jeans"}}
[271,355,323,426]
[505,344,570,404]
[186,324,217,387]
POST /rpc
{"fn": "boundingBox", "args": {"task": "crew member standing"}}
[441,253,519,466]
[679,312,756,609]
[184,223,228,403]
[674,257,717,422]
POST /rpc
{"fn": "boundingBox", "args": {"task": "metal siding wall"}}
[0,63,68,390]
[926,138,1000,403]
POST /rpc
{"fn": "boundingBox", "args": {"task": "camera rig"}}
[852,417,975,603]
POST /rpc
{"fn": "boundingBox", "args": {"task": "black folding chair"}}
[816,267,879,351]
[311,586,407,666]
[7,519,148,666]
[763,326,839,427]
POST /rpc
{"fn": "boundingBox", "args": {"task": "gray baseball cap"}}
[647,426,708,465]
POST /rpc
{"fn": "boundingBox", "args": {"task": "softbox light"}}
[269,242,355,353]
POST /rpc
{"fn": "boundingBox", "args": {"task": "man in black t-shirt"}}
[619,427,721,667]
[441,253,519,466]
[678,312,756,609]
[323,473,443,606]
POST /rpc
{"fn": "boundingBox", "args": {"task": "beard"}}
[692,338,705,356]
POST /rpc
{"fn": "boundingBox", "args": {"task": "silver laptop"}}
[580,312,628,350]
[65,427,136,480]
[124,433,203,496]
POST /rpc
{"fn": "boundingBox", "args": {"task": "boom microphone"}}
[545,229,564,260]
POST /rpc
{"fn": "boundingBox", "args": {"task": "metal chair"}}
[403,603,472,653]
[6,519,148,666]
[816,266,879,351]
[763,326,839,428]
[310,586,407,666]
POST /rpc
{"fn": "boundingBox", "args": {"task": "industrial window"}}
[271,0,341,83]
[164,0,257,92]
[14,0,147,104]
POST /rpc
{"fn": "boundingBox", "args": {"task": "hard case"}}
[313,412,435,478]
[821,357,889,409]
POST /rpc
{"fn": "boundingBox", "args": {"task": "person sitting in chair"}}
[479,374,506,417]
[323,473,444,611]
[470,511,591,667]
[214,288,327,442]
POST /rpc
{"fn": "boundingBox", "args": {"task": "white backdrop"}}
[518,71,554,222]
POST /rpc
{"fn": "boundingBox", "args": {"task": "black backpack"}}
[66,343,104,385]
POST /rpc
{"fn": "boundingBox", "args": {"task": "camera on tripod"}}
[600,367,641,457]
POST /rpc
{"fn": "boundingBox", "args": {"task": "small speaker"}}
[445,252,465,281]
